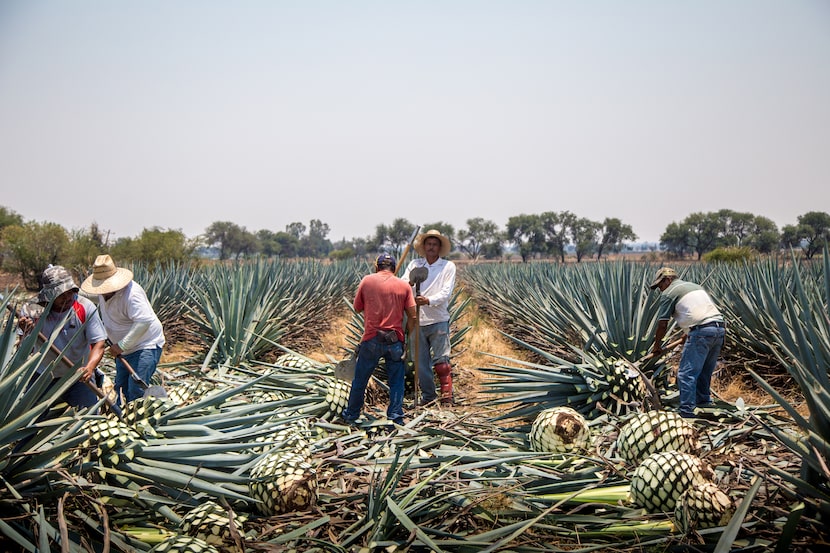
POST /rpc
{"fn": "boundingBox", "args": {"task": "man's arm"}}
[422,262,456,307]
[652,319,669,354]
[404,305,417,334]
[82,340,107,380]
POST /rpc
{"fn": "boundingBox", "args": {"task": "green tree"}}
[506,214,544,262]
[0,205,23,231]
[2,221,70,290]
[569,217,601,263]
[372,218,417,259]
[745,215,779,254]
[66,222,106,270]
[457,217,502,260]
[596,217,637,260]
[794,211,830,259]
[299,219,332,258]
[111,227,195,265]
[205,221,257,260]
[273,231,300,258]
[781,224,801,250]
[256,229,282,257]
[660,222,693,258]
[285,222,307,240]
[685,212,724,259]
[205,221,239,260]
[539,211,574,262]
[0,205,24,268]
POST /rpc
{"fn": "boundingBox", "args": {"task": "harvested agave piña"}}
[629,451,713,513]
[249,450,317,515]
[148,535,219,553]
[275,352,315,370]
[166,379,216,405]
[119,396,171,430]
[80,418,144,467]
[616,410,701,464]
[597,359,648,416]
[179,500,246,551]
[249,418,312,456]
[674,482,735,532]
[321,376,351,420]
[529,406,590,453]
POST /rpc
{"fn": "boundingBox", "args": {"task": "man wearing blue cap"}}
[342,253,417,427]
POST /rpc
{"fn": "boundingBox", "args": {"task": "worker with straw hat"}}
[81,254,165,405]
[400,229,457,406]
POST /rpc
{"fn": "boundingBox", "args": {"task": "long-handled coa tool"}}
[409,266,429,408]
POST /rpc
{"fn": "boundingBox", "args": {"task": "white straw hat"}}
[414,229,452,257]
[81,255,133,295]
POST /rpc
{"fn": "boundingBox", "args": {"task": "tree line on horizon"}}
[1,204,827,290]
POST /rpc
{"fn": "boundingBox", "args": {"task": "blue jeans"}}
[115,347,162,405]
[678,326,725,416]
[410,321,451,403]
[342,336,405,424]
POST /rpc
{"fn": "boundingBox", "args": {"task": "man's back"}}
[355,271,415,342]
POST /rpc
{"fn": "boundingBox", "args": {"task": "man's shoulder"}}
[75,296,100,315]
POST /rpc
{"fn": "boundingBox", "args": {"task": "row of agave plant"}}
[0,254,827,550]
[464,252,830,547]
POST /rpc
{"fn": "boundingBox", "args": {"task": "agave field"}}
[1,255,828,552]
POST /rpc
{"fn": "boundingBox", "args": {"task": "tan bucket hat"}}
[81,255,134,295]
[414,229,452,257]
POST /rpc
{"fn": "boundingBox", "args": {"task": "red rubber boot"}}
[434,362,453,406]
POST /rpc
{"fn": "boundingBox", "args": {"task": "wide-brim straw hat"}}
[81,254,133,295]
[414,229,452,257]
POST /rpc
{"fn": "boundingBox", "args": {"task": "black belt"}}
[690,321,725,331]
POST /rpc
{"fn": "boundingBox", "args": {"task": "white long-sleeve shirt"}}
[93,281,165,354]
[400,257,456,325]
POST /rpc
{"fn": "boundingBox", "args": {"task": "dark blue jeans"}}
[115,347,162,405]
[678,325,725,416]
[342,335,405,425]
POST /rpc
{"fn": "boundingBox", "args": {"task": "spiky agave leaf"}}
[673,481,735,533]
[616,410,701,465]
[629,451,714,513]
[529,406,590,454]
[479,334,649,422]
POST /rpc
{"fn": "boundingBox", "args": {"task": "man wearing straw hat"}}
[81,255,165,405]
[400,229,457,406]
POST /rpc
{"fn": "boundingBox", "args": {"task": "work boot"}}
[434,362,453,406]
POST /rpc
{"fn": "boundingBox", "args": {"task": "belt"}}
[690,321,725,331]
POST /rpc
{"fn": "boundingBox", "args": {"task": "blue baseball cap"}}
[375,253,396,269]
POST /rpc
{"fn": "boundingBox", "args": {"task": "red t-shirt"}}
[354,271,416,342]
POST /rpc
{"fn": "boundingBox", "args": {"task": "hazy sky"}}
[1,1,828,244]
